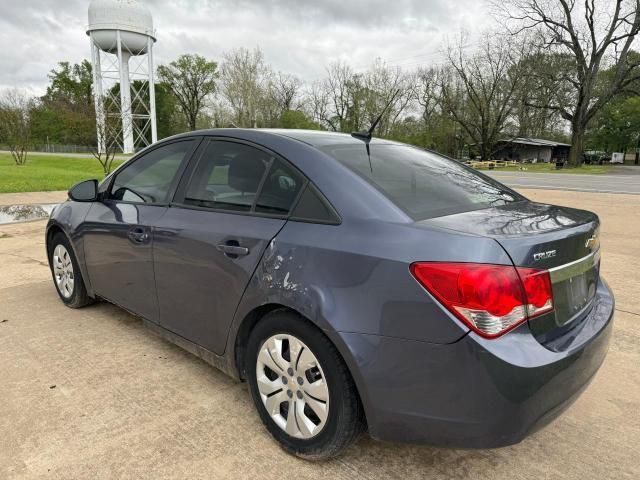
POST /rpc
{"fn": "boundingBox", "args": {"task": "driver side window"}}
[111,140,194,204]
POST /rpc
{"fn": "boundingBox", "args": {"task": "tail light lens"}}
[410,262,554,338]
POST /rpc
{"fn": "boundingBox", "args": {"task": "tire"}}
[246,309,364,460]
[49,232,93,308]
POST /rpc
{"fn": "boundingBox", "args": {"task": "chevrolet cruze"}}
[46,129,614,458]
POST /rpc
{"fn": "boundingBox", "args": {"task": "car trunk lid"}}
[420,201,601,344]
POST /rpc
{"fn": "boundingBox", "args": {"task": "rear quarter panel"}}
[230,217,515,345]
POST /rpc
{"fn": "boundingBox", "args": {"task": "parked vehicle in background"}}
[611,152,625,164]
[584,151,612,165]
[46,129,614,459]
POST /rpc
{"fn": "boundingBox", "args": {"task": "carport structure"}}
[493,137,571,163]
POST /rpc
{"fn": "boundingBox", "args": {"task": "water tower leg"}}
[148,36,158,144]
[90,34,106,155]
[117,30,134,154]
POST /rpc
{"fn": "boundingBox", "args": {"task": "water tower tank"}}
[88,0,155,54]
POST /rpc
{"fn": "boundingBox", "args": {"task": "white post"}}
[90,33,106,154]
[117,30,134,154]
[147,36,158,144]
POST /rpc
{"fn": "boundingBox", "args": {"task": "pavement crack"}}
[615,308,640,317]
[0,252,48,267]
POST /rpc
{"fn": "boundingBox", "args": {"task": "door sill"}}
[143,319,239,380]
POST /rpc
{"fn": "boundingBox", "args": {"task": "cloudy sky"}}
[0,0,491,94]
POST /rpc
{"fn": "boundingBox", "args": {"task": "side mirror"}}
[68,179,98,202]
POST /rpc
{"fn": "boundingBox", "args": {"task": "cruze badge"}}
[533,250,557,261]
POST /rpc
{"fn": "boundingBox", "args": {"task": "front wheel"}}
[246,310,364,460]
[49,232,93,308]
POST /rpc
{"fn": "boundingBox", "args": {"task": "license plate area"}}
[549,250,600,326]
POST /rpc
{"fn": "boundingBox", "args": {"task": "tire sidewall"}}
[246,311,351,457]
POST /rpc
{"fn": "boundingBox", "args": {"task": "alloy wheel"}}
[255,333,329,439]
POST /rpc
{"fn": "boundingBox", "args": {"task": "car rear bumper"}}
[334,278,614,447]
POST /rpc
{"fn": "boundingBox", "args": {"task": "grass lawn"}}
[476,162,613,174]
[0,153,126,193]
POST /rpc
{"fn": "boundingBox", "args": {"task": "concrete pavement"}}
[0,189,638,479]
[487,169,640,194]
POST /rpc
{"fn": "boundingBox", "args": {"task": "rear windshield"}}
[320,143,523,220]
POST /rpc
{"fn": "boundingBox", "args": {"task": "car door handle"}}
[216,242,249,257]
[127,227,149,244]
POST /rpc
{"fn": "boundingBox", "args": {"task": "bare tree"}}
[220,47,271,128]
[324,61,354,132]
[439,35,525,160]
[90,117,118,175]
[271,72,303,112]
[512,52,565,137]
[309,59,415,134]
[362,59,415,135]
[157,54,218,131]
[307,81,335,130]
[415,67,440,126]
[0,89,32,165]
[495,0,640,165]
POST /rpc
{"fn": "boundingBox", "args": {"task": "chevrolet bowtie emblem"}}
[585,234,597,249]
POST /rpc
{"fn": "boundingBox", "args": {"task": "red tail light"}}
[410,262,554,338]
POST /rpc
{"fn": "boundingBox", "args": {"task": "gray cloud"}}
[0,0,490,93]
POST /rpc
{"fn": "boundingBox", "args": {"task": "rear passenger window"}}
[184,141,270,212]
[255,159,303,215]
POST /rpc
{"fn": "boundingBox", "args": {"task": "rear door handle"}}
[216,241,249,258]
[127,226,149,244]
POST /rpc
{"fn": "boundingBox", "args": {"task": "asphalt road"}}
[487,169,640,194]
[1,188,638,479]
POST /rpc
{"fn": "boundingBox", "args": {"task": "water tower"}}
[87,0,157,154]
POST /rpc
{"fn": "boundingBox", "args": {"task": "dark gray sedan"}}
[46,129,614,458]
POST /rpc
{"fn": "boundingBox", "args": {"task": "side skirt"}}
[142,319,241,381]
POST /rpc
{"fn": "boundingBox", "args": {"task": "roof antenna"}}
[351,89,401,172]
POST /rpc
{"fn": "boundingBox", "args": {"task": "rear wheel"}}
[49,232,93,308]
[246,310,364,459]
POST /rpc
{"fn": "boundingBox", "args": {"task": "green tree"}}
[155,82,186,139]
[45,60,93,107]
[279,110,320,130]
[157,54,218,131]
[30,60,96,146]
[0,89,33,165]
[589,96,640,154]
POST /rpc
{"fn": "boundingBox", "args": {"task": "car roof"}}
[260,129,397,147]
[167,128,398,149]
